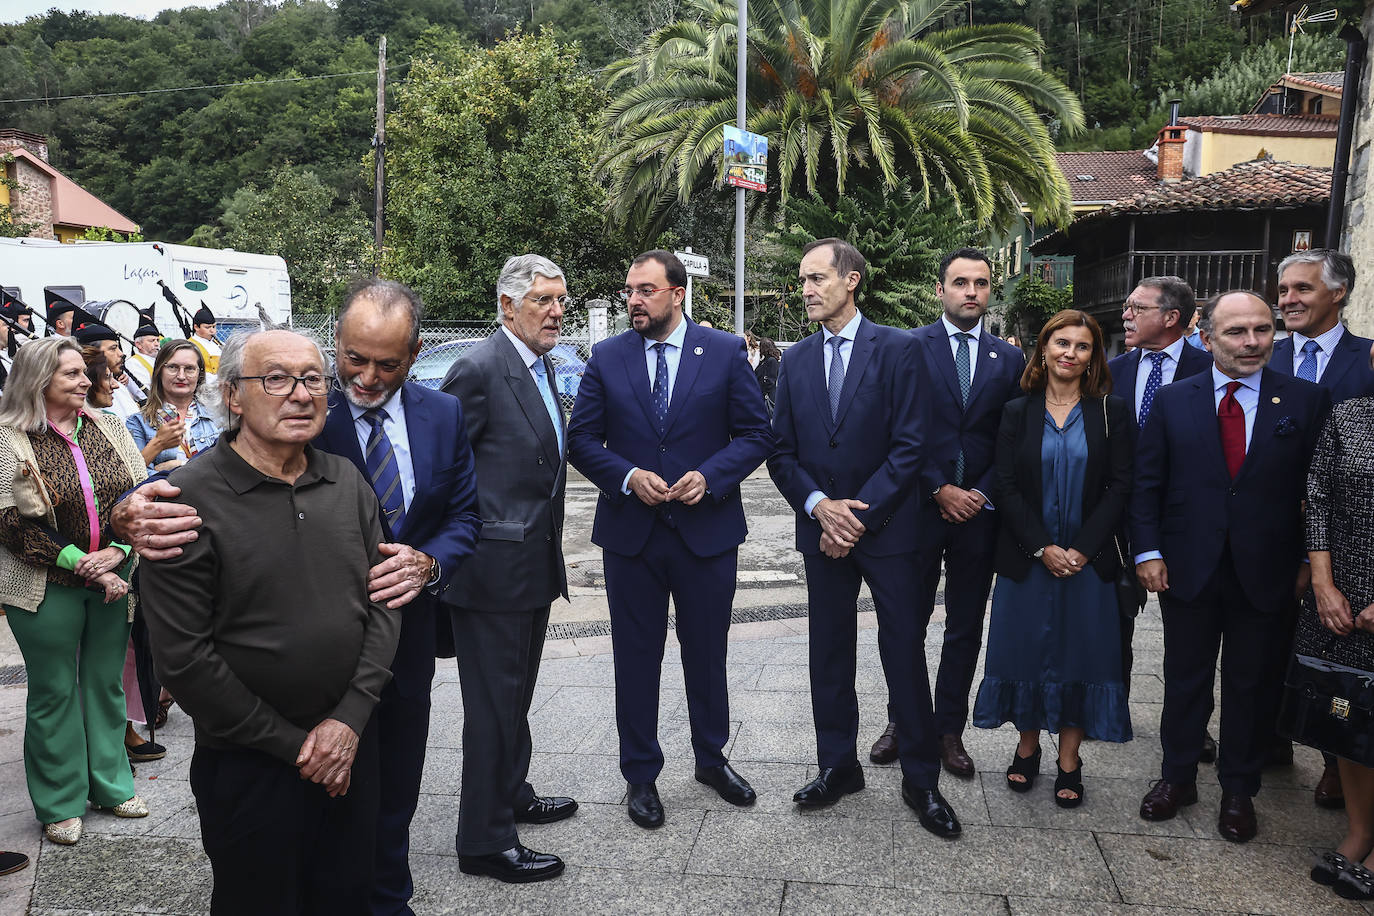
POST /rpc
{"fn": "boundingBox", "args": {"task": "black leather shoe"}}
[1217,792,1257,843]
[627,781,664,828]
[0,851,27,876]
[869,722,898,764]
[458,844,564,883]
[514,795,579,824]
[1139,780,1198,821]
[1199,732,1218,764]
[793,763,865,807]
[695,763,757,806]
[902,781,961,839]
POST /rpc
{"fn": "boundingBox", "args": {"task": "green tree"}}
[597,0,1084,242]
[220,164,372,314]
[383,28,633,320]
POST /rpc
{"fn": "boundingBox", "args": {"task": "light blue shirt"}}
[941,314,983,382]
[348,386,416,511]
[622,315,690,493]
[501,325,563,456]
[1288,322,1345,381]
[804,310,864,518]
[1134,365,1262,565]
[1132,336,1188,421]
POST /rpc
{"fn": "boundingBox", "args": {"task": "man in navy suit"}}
[1106,276,1211,701]
[1269,249,1374,809]
[1133,290,1329,843]
[868,249,1023,778]
[112,280,482,914]
[768,238,960,838]
[567,251,773,829]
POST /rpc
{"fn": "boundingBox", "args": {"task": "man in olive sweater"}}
[140,330,401,916]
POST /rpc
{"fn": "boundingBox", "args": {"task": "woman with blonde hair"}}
[125,339,220,473]
[0,337,150,845]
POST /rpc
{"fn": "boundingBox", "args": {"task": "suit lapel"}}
[1270,337,1295,376]
[620,333,660,433]
[396,384,430,539]
[496,333,561,465]
[834,318,875,427]
[963,333,1006,412]
[662,322,705,438]
[1319,330,1362,394]
[1118,350,1141,412]
[1235,370,1279,483]
[321,393,366,471]
[802,331,835,434]
[924,325,964,406]
[1188,373,1231,482]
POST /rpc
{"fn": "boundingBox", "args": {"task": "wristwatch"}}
[425,556,442,587]
[1032,547,1046,558]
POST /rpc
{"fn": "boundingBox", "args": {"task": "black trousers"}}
[1159,552,1292,797]
[805,548,940,788]
[603,520,736,784]
[917,509,997,737]
[450,602,550,855]
[190,720,380,916]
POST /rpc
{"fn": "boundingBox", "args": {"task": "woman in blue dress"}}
[973,309,1134,807]
[125,340,221,473]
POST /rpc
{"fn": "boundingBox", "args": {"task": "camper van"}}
[0,237,291,340]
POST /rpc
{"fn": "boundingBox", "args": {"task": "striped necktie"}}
[363,408,406,534]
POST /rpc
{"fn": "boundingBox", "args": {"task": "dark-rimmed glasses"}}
[618,286,682,302]
[238,373,333,396]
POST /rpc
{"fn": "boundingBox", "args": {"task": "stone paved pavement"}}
[0,474,1368,914]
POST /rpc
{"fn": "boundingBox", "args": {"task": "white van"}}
[0,237,291,340]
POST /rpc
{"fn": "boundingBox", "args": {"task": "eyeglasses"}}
[525,294,572,309]
[239,373,333,396]
[618,286,681,302]
[163,365,199,377]
[1122,302,1165,315]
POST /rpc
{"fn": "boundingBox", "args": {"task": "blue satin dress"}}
[972,403,1132,742]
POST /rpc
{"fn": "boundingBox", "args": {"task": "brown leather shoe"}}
[1139,779,1198,821]
[939,734,975,778]
[1217,792,1257,842]
[1315,761,1346,810]
[869,722,898,764]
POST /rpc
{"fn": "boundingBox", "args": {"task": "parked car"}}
[410,338,587,405]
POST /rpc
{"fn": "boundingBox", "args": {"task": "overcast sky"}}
[3,2,218,25]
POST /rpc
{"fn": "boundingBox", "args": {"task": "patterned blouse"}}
[0,415,140,590]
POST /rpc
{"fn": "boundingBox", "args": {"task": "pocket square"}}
[1273,416,1297,437]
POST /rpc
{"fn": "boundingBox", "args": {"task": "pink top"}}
[48,413,101,553]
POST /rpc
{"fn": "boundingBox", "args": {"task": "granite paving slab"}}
[781,882,1009,914]
[517,801,705,875]
[508,866,785,915]
[686,809,894,887]
[30,835,211,913]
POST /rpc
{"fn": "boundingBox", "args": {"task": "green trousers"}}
[7,582,135,824]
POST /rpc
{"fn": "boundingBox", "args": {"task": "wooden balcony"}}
[1075,249,1271,316]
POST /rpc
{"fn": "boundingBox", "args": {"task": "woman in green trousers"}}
[0,336,150,845]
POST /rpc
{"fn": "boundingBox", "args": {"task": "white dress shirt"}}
[1132,336,1188,420]
[805,310,864,517]
[1288,322,1345,382]
[941,314,983,382]
[622,315,690,493]
[348,386,416,511]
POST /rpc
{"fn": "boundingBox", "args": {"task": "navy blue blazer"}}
[1129,368,1329,613]
[567,322,773,559]
[768,316,926,557]
[1107,342,1213,421]
[911,322,1024,501]
[1269,329,1374,404]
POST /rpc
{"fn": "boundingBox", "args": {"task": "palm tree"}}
[599,0,1084,241]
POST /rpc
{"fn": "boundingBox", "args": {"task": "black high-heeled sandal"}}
[1006,746,1041,793]
[1054,757,1084,808]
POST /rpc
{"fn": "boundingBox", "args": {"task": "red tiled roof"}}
[1032,158,1330,253]
[1053,151,1158,204]
[1286,71,1344,94]
[7,148,138,234]
[1180,113,1338,137]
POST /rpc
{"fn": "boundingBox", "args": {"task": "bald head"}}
[1200,290,1274,379]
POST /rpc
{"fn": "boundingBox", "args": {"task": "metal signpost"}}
[675,247,710,318]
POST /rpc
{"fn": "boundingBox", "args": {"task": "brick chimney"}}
[1156,99,1185,183]
[0,129,49,162]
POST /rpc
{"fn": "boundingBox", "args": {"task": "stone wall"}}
[10,157,54,240]
[1343,2,1374,336]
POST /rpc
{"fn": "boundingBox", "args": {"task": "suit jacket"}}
[1129,368,1330,613]
[1108,341,1213,421]
[768,316,926,557]
[911,322,1025,505]
[440,330,568,612]
[1269,329,1374,404]
[316,382,480,683]
[992,393,1134,582]
[567,321,773,558]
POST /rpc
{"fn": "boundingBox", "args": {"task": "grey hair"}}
[494,254,566,321]
[0,337,83,432]
[1197,289,1269,335]
[213,329,328,432]
[1136,275,1197,327]
[339,277,424,349]
[1277,249,1355,300]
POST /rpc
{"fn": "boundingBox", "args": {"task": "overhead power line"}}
[0,65,408,105]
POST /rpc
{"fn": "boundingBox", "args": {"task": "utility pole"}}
[373,35,387,273]
[733,0,746,335]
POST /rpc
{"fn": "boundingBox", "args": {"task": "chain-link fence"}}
[290,314,594,414]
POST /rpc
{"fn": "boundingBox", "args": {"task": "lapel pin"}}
[988,351,998,359]
[694,346,703,356]
[1272,396,1281,404]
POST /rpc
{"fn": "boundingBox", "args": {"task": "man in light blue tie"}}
[440,255,578,884]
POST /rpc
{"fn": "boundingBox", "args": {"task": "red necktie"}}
[1218,381,1245,479]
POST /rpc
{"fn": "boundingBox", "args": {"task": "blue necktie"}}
[953,332,973,484]
[652,342,670,434]
[1297,339,1321,383]
[1138,351,1167,427]
[532,357,563,455]
[363,408,406,534]
[827,336,844,422]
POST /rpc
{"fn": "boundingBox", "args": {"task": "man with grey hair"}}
[438,254,575,883]
[1268,248,1374,809]
[140,329,404,913]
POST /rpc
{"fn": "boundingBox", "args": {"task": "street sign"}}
[723,125,767,192]
[675,251,710,277]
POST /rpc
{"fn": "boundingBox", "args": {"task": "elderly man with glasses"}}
[139,329,403,915]
[568,250,773,829]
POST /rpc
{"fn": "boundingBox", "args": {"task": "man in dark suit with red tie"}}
[1132,290,1329,843]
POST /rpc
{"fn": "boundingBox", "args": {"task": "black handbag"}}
[1102,399,1145,619]
[1278,648,1374,766]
